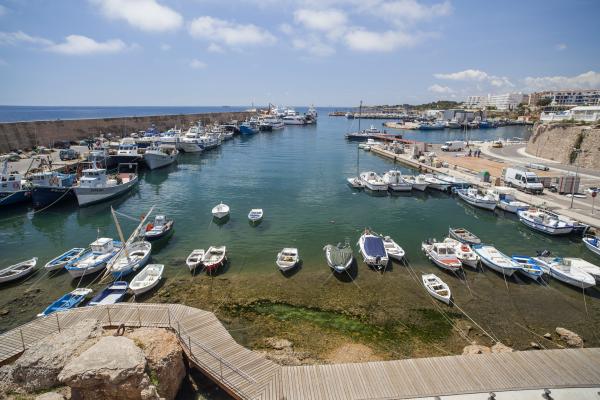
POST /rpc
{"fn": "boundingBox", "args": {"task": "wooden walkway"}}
[1,303,600,399]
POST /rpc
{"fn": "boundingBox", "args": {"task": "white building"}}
[529,89,600,107]
[465,96,486,109]
[540,105,600,123]
[486,92,526,110]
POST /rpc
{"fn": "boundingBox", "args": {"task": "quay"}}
[1,303,599,399]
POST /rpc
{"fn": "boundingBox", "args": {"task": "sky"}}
[0,0,599,106]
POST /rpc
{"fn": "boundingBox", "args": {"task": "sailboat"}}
[347,100,364,189]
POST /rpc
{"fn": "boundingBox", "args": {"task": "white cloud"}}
[160,43,171,51]
[294,8,348,34]
[434,69,514,87]
[47,35,128,55]
[428,84,453,94]
[524,71,600,90]
[345,29,417,52]
[90,0,182,32]
[189,16,276,47]
[0,31,53,46]
[374,0,452,24]
[292,36,335,57]
[207,43,224,53]
[189,59,207,69]
[555,43,567,51]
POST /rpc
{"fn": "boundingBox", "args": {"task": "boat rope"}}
[21,266,52,288]
[449,300,500,344]
[512,322,562,350]
[0,186,75,224]
[112,210,141,223]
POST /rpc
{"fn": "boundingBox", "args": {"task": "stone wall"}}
[526,122,600,169]
[0,111,251,152]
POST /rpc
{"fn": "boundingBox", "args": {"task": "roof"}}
[571,105,600,111]
[91,237,112,246]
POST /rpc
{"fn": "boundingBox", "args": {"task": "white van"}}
[503,167,544,194]
[441,141,466,152]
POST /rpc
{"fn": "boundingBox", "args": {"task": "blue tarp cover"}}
[364,236,386,257]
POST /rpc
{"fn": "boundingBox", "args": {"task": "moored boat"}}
[357,230,389,270]
[456,188,497,211]
[583,235,600,257]
[89,281,128,306]
[0,258,38,283]
[186,249,205,272]
[448,227,481,245]
[73,163,138,207]
[382,170,412,192]
[30,170,76,209]
[423,174,451,192]
[510,255,545,281]
[109,240,152,278]
[44,248,85,272]
[382,235,405,261]
[276,248,300,272]
[487,187,529,213]
[212,202,230,219]
[202,246,227,273]
[421,240,462,271]
[65,238,122,278]
[38,288,92,317]
[0,158,32,208]
[112,138,142,165]
[472,245,520,277]
[248,208,264,223]
[323,242,353,273]
[359,171,388,192]
[518,209,574,235]
[129,264,164,296]
[422,274,451,304]
[143,143,178,170]
[533,256,596,289]
[141,215,174,241]
[404,175,428,191]
[443,238,479,269]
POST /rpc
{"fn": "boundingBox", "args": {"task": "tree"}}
[536,98,552,107]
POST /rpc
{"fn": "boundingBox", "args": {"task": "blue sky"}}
[0,0,599,106]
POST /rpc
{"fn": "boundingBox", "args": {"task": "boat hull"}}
[498,201,528,214]
[583,237,600,257]
[111,155,142,165]
[388,183,412,192]
[179,142,204,153]
[519,216,573,235]
[0,190,31,207]
[240,125,257,135]
[143,153,176,170]
[74,177,138,207]
[32,186,74,209]
[456,191,496,210]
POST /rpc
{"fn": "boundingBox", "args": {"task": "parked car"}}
[59,149,79,161]
[441,141,467,152]
[586,187,599,194]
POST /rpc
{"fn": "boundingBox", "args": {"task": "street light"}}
[570,148,582,209]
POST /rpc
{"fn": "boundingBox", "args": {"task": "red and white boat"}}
[201,246,226,273]
[421,240,462,272]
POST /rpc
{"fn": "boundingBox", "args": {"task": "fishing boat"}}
[38,288,92,317]
[421,240,462,271]
[202,246,227,273]
[435,174,469,189]
[212,202,230,219]
[29,169,76,209]
[404,175,428,191]
[109,240,152,278]
[487,187,529,213]
[346,177,364,189]
[357,230,389,270]
[455,188,497,211]
[186,249,205,271]
[583,235,600,257]
[359,171,388,192]
[72,163,138,207]
[282,112,306,125]
[0,157,31,208]
[534,255,596,288]
[423,174,451,192]
[472,245,521,277]
[443,238,479,269]
[548,257,600,283]
[44,248,85,272]
[143,143,178,170]
[382,170,412,192]
[323,242,353,273]
[112,138,142,165]
[276,248,300,272]
[511,255,545,280]
[129,264,164,296]
[382,236,405,261]
[65,238,122,278]
[89,281,128,306]
[248,208,264,223]
[240,121,258,134]
[0,258,38,283]
[518,209,574,235]
[141,215,174,241]
[448,227,481,245]
[422,274,451,304]
[179,126,205,153]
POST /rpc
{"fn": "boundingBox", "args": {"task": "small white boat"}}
[456,188,497,211]
[186,249,205,272]
[202,246,227,273]
[323,243,353,273]
[248,208,264,223]
[89,281,128,306]
[487,187,529,213]
[534,256,596,289]
[212,202,230,219]
[552,258,600,283]
[404,175,428,191]
[422,274,451,304]
[141,215,174,241]
[357,230,389,270]
[276,248,300,272]
[44,248,85,272]
[382,236,405,261]
[423,174,450,191]
[583,235,600,257]
[346,177,364,189]
[129,264,164,296]
[511,255,545,281]
[73,164,138,207]
[65,239,122,278]
[472,245,521,277]
[518,209,574,235]
[448,227,481,245]
[421,240,462,272]
[359,171,388,192]
[382,170,412,192]
[443,238,479,269]
[0,258,38,283]
[110,240,152,278]
[143,144,178,170]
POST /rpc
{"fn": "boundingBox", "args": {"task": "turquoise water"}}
[0,117,596,332]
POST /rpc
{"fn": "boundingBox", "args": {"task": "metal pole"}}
[137,306,141,327]
[107,306,112,326]
[177,321,181,337]
[220,360,223,378]
[55,313,61,333]
[19,329,25,351]
[167,308,171,327]
[570,149,580,209]
[188,336,192,356]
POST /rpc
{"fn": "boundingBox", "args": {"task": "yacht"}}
[305,105,318,124]
[72,163,138,207]
[112,138,142,165]
[282,114,306,125]
[0,157,31,208]
[179,125,205,153]
[143,143,178,170]
[359,171,388,192]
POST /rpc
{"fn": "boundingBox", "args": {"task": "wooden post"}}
[19,329,25,351]
[107,306,112,326]
[55,313,61,333]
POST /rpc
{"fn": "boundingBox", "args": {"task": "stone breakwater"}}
[0,111,252,153]
[526,122,600,169]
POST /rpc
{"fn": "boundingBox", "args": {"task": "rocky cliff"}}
[526,122,600,169]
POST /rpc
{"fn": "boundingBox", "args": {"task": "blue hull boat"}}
[44,247,86,271]
[38,288,92,317]
[511,255,545,280]
[0,190,31,207]
[89,281,128,306]
[32,187,75,209]
[240,124,257,135]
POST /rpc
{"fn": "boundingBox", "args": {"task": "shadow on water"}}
[212,215,230,226]
[149,230,174,254]
[280,260,303,278]
[333,258,359,282]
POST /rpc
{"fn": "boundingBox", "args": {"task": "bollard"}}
[55,313,61,333]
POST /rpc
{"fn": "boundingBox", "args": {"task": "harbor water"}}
[1,113,598,356]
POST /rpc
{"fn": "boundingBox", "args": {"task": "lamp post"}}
[569,148,582,209]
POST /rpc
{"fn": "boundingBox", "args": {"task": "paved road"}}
[6,145,88,174]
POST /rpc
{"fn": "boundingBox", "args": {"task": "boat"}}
[29,168,76,209]
[72,163,138,207]
[435,174,470,189]
[212,202,230,219]
[276,248,300,272]
[404,175,428,191]
[129,264,164,296]
[421,240,462,271]
[357,230,389,270]
[422,274,451,304]
[38,288,92,317]
[583,235,600,257]
[248,208,263,223]
[44,248,85,272]
[382,170,412,192]
[179,126,205,153]
[109,240,152,279]
[455,188,497,211]
[143,143,178,170]
[65,238,122,278]
[186,249,205,272]
[518,209,574,235]
[443,238,479,269]
[382,236,405,261]
[472,245,521,277]
[240,121,258,134]
[0,258,38,283]
[359,171,388,192]
[87,147,115,169]
[323,242,353,273]
[547,257,600,283]
[282,110,306,125]
[0,157,32,208]
[112,138,142,165]
[346,176,364,189]
[510,255,545,281]
[89,281,128,306]
[202,246,227,273]
[534,256,596,289]
[487,187,529,213]
[448,227,481,245]
[422,174,451,191]
[141,215,174,241]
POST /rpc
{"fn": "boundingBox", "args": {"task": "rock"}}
[58,336,158,400]
[126,328,185,400]
[543,333,552,340]
[265,337,293,350]
[530,342,541,349]
[556,327,583,348]
[6,319,102,392]
[0,309,8,316]
[35,392,66,400]
[462,344,491,355]
[491,342,514,353]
